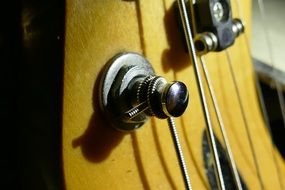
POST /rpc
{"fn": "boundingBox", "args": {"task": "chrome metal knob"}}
[99,52,189,131]
[232,18,244,38]
[194,32,218,55]
[162,81,189,117]
[135,76,189,119]
[194,19,245,55]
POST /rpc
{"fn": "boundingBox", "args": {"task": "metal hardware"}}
[191,0,245,55]
[176,0,226,189]
[99,52,189,131]
[213,2,225,22]
[200,56,243,190]
[232,18,244,38]
[194,19,244,55]
[168,117,192,190]
[194,32,218,55]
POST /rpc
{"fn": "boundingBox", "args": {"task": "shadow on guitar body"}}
[72,71,125,162]
[161,2,190,73]
[71,71,152,189]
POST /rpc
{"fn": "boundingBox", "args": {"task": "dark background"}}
[1,0,64,189]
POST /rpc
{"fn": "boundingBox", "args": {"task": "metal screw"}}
[213,2,224,22]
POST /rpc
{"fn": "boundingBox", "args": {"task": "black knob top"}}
[163,82,189,117]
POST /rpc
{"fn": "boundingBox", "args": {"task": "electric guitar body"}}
[62,0,285,189]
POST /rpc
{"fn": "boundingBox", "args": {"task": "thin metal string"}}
[176,0,225,189]
[167,117,192,190]
[225,50,265,189]
[232,0,284,188]
[134,2,193,188]
[200,56,243,190]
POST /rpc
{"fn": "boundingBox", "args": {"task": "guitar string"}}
[225,49,265,189]
[186,0,252,189]
[134,1,192,189]
[199,56,243,190]
[189,0,243,188]
[161,2,211,188]
[232,0,284,188]
[176,0,226,189]
[167,117,193,190]
[137,1,194,188]
[161,1,211,188]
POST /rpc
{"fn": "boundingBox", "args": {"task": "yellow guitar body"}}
[62,0,285,189]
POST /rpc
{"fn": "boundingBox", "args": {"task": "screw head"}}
[213,2,224,22]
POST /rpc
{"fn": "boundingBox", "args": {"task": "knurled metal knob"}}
[135,76,189,119]
[99,52,189,131]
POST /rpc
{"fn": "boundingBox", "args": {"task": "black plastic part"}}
[194,0,235,51]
